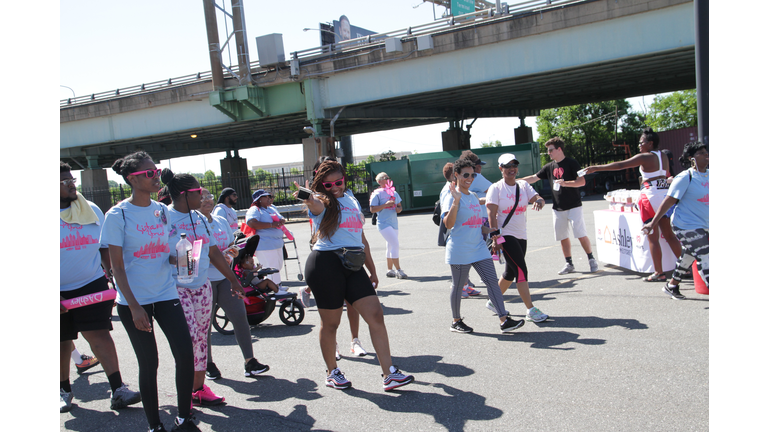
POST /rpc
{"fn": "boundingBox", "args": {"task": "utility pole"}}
[231,0,252,84]
[694,0,708,145]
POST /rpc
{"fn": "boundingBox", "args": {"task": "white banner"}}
[594,210,677,273]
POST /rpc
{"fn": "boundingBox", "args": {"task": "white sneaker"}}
[277,285,289,294]
[350,338,367,356]
[526,307,549,323]
[335,343,342,361]
[299,287,311,308]
[60,389,73,413]
[485,299,498,315]
[589,258,599,272]
[558,263,575,275]
[396,269,408,279]
[385,269,397,278]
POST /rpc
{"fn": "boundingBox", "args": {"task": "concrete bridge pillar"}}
[514,117,534,145]
[441,122,470,151]
[81,156,111,212]
[302,136,336,171]
[339,136,353,167]
[220,150,250,209]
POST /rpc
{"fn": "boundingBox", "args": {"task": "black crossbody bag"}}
[486,183,520,252]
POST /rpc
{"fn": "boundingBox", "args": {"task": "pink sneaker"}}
[192,384,225,406]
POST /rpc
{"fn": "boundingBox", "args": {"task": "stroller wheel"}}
[279,300,305,326]
[297,274,304,281]
[212,305,235,335]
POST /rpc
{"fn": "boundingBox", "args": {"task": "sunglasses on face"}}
[202,194,215,201]
[322,178,345,189]
[500,163,519,169]
[129,168,162,179]
[61,178,77,186]
[180,187,203,195]
[458,172,478,179]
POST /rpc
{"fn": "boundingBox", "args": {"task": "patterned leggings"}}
[450,259,507,319]
[177,280,213,371]
[671,226,709,287]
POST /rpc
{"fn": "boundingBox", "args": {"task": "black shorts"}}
[305,250,376,310]
[60,277,114,342]
[500,236,528,283]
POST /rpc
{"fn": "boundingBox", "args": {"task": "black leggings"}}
[500,236,528,282]
[117,300,194,428]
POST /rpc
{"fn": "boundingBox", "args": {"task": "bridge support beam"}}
[220,150,250,208]
[441,122,470,151]
[514,117,534,145]
[81,157,111,212]
[303,137,336,171]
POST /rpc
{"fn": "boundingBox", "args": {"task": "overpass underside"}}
[60,0,696,169]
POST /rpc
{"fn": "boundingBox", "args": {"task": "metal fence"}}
[80,165,372,212]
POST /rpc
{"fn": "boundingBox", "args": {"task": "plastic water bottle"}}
[176,233,194,283]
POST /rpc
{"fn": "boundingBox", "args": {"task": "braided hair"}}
[111,151,153,186]
[160,168,197,201]
[310,160,347,243]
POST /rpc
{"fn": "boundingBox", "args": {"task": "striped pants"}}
[450,259,507,320]
[671,226,709,287]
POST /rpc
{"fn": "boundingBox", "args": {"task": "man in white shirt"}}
[213,188,240,231]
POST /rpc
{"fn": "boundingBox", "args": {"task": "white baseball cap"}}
[498,153,519,166]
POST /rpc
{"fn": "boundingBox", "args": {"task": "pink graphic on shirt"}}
[60,231,99,250]
[697,194,709,205]
[340,215,364,232]
[383,181,397,209]
[212,230,229,250]
[501,205,527,216]
[134,239,170,259]
[461,215,484,228]
[553,167,564,179]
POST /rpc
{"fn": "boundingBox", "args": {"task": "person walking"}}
[584,128,683,282]
[199,188,270,380]
[642,141,709,299]
[369,172,407,279]
[60,161,141,414]
[485,154,549,322]
[522,137,599,275]
[162,170,247,408]
[213,188,240,232]
[294,159,414,391]
[245,190,287,292]
[101,151,199,432]
[441,158,525,334]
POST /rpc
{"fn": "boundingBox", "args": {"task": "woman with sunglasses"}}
[199,188,270,380]
[369,172,407,279]
[101,152,199,432]
[161,169,246,409]
[441,158,525,334]
[245,189,287,292]
[642,142,709,299]
[293,160,414,391]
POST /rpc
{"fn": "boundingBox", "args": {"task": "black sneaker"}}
[500,316,525,333]
[244,358,270,378]
[171,415,200,432]
[205,362,221,380]
[150,424,168,432]
[663,283,686,300]
[450,319,473,333]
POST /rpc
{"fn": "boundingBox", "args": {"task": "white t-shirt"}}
[485,179,538,240]
[213,203,239,231]
[60,201,107,292]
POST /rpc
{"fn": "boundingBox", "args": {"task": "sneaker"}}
[335,343,342,361]
[461,288,469,299]
[244,358,270,377]
[463,284,480,296]
[663,283,686,300]
[558,263,575,275]
[526,307,549,323]
[172,415,201,432]
[299,287,311,308]
[60,389,73,413]
[466,279,475,288]
[205,362,221,380]
[325,368,352,390]
[396,269,408,279]
[382,366,414,391]
[450,319,473,333]
[110,383,142,410]
[76,354,101,375]
[350,338,367,356]
[589,258,599,272]
[277,285,289,294]
[191,384,225,406]
[500,316,525,333]
[385,269,397,278]
[150,424,168,432]
[485,299,498,316]
[491,253,499,261]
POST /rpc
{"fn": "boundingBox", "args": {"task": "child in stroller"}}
[235,254,280,295]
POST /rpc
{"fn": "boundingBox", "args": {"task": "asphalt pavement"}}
[59,196,708,431]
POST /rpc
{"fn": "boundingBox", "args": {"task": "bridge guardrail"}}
[60,0,583,108]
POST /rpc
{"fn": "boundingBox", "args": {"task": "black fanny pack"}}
[333,247,367,272]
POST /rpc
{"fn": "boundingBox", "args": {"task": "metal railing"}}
[60,0,583,108]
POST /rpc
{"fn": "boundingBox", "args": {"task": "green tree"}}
[536,100,644,167]
[379,150,397,162]
[481,140,502,148]
[204,170,216,182]
[108,180,119,188]
[645,90,697,131]
[364,154,376,164]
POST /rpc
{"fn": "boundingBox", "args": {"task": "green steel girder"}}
[209,85,266,121]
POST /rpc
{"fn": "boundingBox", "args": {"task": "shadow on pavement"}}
[195,403,323,432]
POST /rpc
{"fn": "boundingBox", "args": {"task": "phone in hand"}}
[297,186,312,200]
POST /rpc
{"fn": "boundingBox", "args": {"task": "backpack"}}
[432,200,441,226]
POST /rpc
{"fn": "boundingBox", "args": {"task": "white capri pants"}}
[255,248,283,286]
[552,206,588,242]
[378,226,400,259]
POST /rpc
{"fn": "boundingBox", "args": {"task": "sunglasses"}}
[500,163,519,169]
[180,187,203,195]
[202,194,215,201]
[60,178,77,186]
[129,168,162,179]
[457,173,478,179]
[322,178,345,189]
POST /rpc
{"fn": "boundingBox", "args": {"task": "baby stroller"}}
[212,234,305,335]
